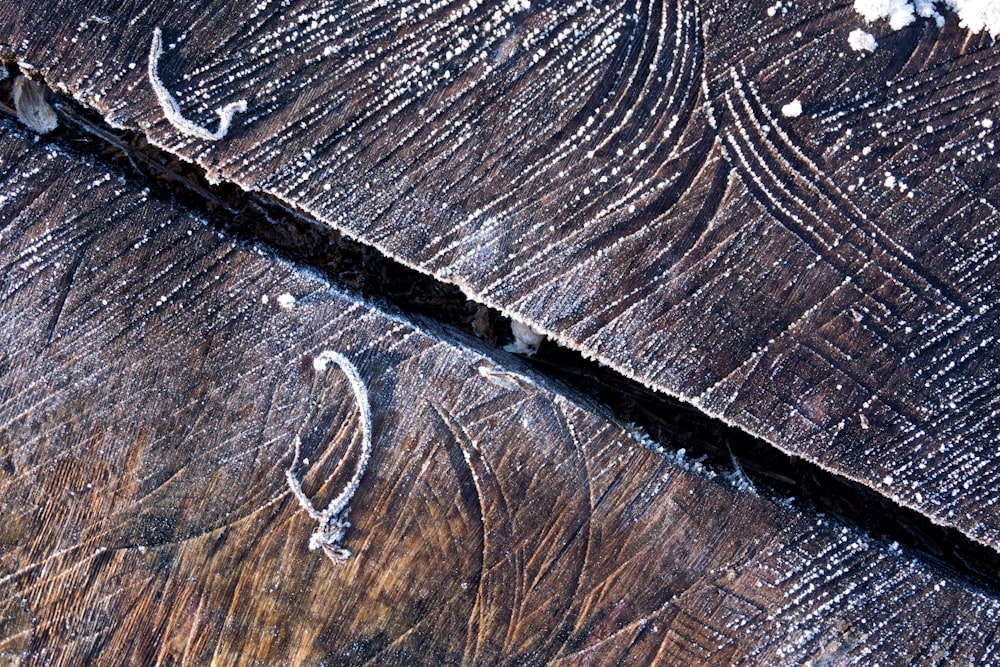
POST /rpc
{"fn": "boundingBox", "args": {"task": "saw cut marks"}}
[2,117,1000,663]
[1,0,999,551]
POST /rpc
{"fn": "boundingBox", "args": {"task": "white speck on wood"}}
[781,99,803,118]
[277,292,295,310]
[148,27,247,141]
[477,364,536,391]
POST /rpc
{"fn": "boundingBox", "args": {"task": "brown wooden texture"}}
[2,117,1000,664]
[2,1,997,549]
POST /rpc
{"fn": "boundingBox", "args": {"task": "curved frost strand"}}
[148,27,247,141]
[285,350,373,563]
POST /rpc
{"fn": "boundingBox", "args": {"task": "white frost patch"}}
[504,319,546,355]
[855,0,915,29]
[982,118,995,129]
[148,27,247,141]
[915,0,947,25]
[944,0,1000,35]
[277,292,296,310]
[855,0,1000,37]
[287,350,373,563]
[848,28,879,51]
[13,76,58,134]
[781,99,803,118]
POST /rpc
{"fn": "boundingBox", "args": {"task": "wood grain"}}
[2,1,996,549]
[2,118,1000,664]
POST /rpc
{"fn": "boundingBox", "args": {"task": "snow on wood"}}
[854,0,1000,37]
[848,28,879,52]
[2,116,1000,665]
[780,99,803,117]
[1,0,999,553]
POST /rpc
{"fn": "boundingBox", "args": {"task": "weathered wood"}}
[2,118,1000,664]
[2,1,997,549]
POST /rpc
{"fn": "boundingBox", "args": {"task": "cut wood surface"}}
[2,120,1000,664]
[2,1,997,549]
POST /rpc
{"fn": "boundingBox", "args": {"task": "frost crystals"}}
[848,28,879,52]
[285,350,373,563]
[148,27,247,141]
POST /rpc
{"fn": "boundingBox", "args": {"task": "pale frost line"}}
[285,350,373,563]
[478,364,536,392]
[148,27,247,141]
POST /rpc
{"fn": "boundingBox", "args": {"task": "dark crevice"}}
[3,60,1000,597]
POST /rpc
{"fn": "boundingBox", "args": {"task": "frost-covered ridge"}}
[855,0,1000,38]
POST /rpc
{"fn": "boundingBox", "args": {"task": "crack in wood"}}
[2,61,1000,597]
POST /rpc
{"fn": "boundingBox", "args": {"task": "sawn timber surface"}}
[1,1,998,549]
[1,120,999,664]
